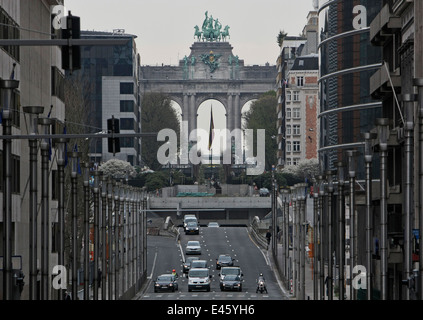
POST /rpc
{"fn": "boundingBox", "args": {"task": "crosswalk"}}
[141,291,271,300]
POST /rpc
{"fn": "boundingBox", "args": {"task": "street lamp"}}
[54,135,68,301]
[107,177,114,300]
[363,132,376,300]
[22,105,44,300]
[346,149,358,300]
[376,117,389,300]
[402,93,417,300]
[39,116,53,300]
[297,182,307,300]
[1,78,19,300]
[318,175,326,299]
[325,170,335,300]
[92,167,100,300]
[82,161,91,300]
[290,185,298,297]
[281,189,290,283]
[336,161,346,300]
[68,148,81,300]
[413,77,423,299]
[101,173,108,300]
[312,177,319,300]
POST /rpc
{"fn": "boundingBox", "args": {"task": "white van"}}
[188,267,212,292]
[183,215,198,229]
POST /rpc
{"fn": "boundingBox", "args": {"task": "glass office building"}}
[318,0,382,175]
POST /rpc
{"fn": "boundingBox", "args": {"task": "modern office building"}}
[0,0,65,300]
[318,0,383,173]
[370,0,422,300]
[74,30,141,165]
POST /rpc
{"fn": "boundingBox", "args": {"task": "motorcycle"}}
[256,277,267,293]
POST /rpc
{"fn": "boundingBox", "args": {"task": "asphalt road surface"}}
[138,226,289,300]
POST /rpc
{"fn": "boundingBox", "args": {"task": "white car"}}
[188,268,211,292]
[185,240,202,255]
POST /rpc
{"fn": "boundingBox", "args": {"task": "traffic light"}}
[107,117,120,155]
[61,12,81,72]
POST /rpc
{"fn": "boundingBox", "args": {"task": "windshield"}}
[187,222,197,227]
[187,241,200,246]
[224,275,239,281]
[189,269,209,277]
[219,255,231,262]
[222,268,240,275]
[157,275,173,281]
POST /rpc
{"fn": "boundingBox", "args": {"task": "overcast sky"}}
[65,0,317,66]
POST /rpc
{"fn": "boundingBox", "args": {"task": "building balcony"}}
[370,3,401,46]
[370,64,401,99]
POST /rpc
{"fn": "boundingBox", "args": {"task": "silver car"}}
[185,240,202,255]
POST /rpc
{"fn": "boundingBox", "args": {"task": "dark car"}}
[220,274,242,291]
[216,254,235,269]
[185,221,199,235]
[183,257,200,273]
[153,274,178,292]
[259,188,270,197]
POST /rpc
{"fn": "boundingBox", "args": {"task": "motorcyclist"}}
[256,273,267,293]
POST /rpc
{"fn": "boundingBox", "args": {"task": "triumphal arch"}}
[140,12,277,137]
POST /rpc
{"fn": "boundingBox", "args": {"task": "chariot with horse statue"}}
[194,11,230,42]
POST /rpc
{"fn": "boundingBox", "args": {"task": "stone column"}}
[190,93,197,139]
[227,93,233,132]
[183,93,190,133]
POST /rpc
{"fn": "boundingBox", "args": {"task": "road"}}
[138,226,289,300]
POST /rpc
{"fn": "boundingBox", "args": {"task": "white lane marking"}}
[148,249,158,279]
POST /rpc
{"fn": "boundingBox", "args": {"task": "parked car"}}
[153,274,178,292]
[220,274,242,291]
[185,240,202,255]
[259,187,270,197]
[216,254,235,269]
[183,257,199,273]
[188,268,212,292]
[185,221,199,235]
[190,259,208,269]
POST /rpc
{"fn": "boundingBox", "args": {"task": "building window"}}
[0,7,20,61]
[286,125,291,136]
[293,125,301,135]
[120,100,134,112]
[286,141,291,152]
[293,91,300,101]
[293,141,301,152]
[286,158,292,166]
[120,118,135,130]
[293,108,300,119]
[286,108,291,119]
[120,82,134,94]
[293,158,300,165]
[286,91,291,101]
[297,76,304,87]
[51,67,65,102]
[120,137,134,148]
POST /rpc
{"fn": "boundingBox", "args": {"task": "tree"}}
[277,30,287,47]
[243,91,278,172]
[99,158,136,179]
[141,92,180,171]
[145,171,169,191]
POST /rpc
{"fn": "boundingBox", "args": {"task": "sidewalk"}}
[269,243,340,300]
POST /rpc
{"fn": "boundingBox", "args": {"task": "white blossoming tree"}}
[99,158,136,179]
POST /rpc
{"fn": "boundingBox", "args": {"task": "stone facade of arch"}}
[140,42,277,138]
